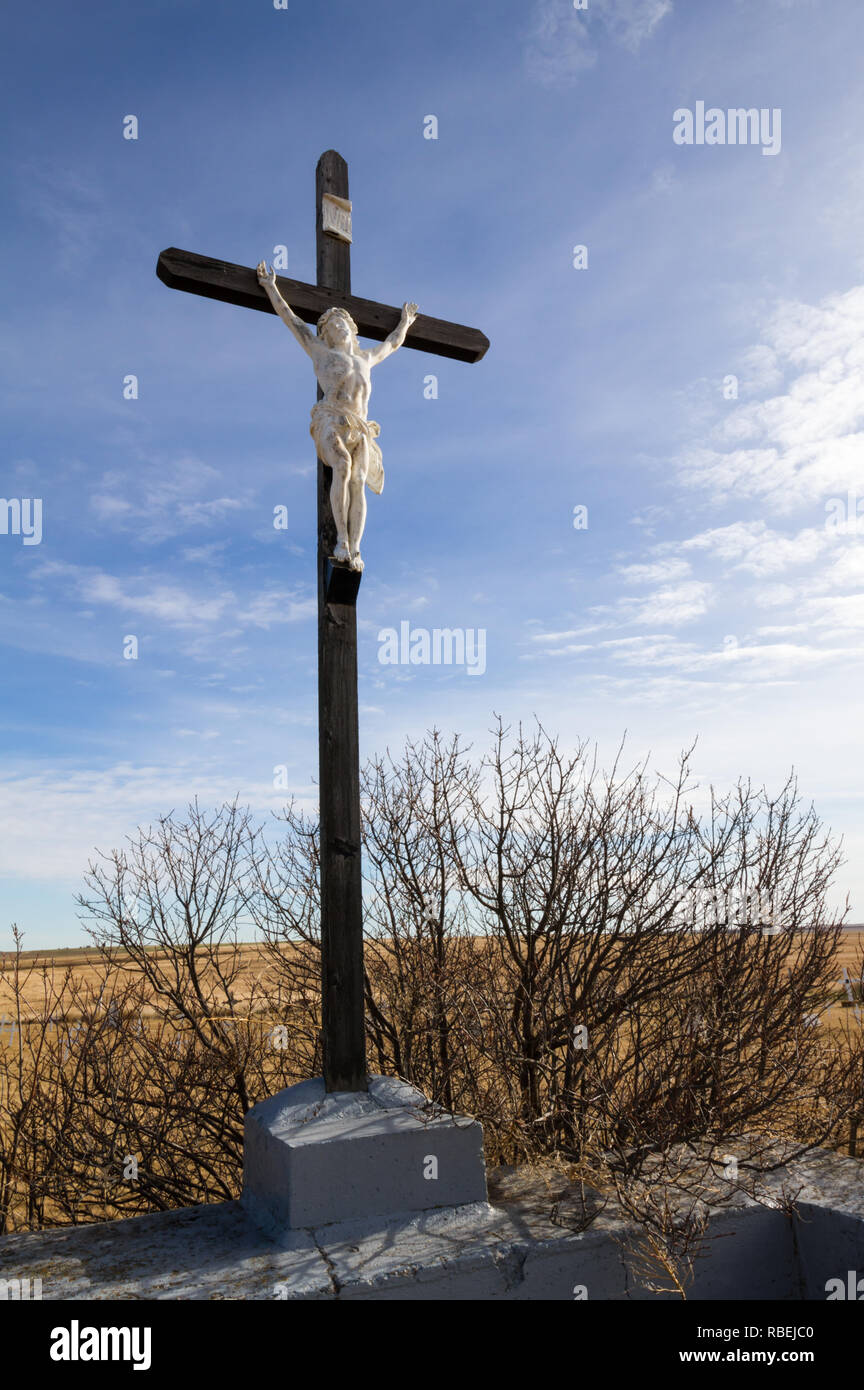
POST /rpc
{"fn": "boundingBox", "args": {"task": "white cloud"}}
[806,593,864,631]
[90,456,250,543]
[754,583,798,609]
[524,0,671,86]
[756,623,808,636]
[601,0,673,50]
[822,542,864,588]
[600,633,689,665]
[239,589,315,629]
[700,642,855,676]
[601,632,861,682]
[682,521,829,576]
[737,344,783,395]
[520,644,592,661]
[617,557,691,584]
[679,285,864,510]
[90,496,133,520]
[0,764,316,884]
[30,561,313,632]
[181,541,230,564]
[524,1,596,85]
[528,627,588,643]
[614,579,712,627]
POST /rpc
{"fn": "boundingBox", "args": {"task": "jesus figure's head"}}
[317,307,359,351]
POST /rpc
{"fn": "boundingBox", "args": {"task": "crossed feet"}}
[332,539,364,572]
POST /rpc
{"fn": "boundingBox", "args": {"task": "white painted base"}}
[241,1075,488,1234]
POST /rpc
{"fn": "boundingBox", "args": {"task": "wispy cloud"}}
[90,456,251,544]
[602,0,673,51]
[597,579,713,628]
[600,632,861,682]
[616,557,692,584]
[17,163,110,268]
[678,285,864,510]
[681,521,829,576]
[31,561,314,632]
[524,1,595,85]
[0,764,316,883]
[524,0,671,86]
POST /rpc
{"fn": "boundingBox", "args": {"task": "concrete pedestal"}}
[241,1075,488,1235]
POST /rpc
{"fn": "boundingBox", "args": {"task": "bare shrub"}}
[2,722,859,1284]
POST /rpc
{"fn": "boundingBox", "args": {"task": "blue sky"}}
[2,0,863,946]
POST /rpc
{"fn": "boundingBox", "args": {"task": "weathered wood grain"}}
[156,246,489,363]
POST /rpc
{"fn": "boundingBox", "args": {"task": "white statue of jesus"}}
[257,261,418,573]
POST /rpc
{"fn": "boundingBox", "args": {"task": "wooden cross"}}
[156,150,488,1093]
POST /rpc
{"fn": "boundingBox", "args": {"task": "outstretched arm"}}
[257,261,318,357]
[365,301,419,366]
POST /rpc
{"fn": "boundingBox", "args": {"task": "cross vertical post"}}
[155,150,489,1099]
[315,151,367,1092]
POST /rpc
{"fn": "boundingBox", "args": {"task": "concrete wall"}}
[0,1149,861,1300]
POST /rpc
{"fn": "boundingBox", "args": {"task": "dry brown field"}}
[2,930,861,1028]
[0,942,289,1026]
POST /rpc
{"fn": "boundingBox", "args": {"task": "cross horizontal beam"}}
[156,247,489,364]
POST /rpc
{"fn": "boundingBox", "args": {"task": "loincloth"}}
[310,401,384,495]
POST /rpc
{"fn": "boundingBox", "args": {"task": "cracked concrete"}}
[311,1228,343,1297]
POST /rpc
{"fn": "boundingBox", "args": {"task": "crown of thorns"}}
[317,306,359,338]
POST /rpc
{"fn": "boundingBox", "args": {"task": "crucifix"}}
[157,150,488,1094]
